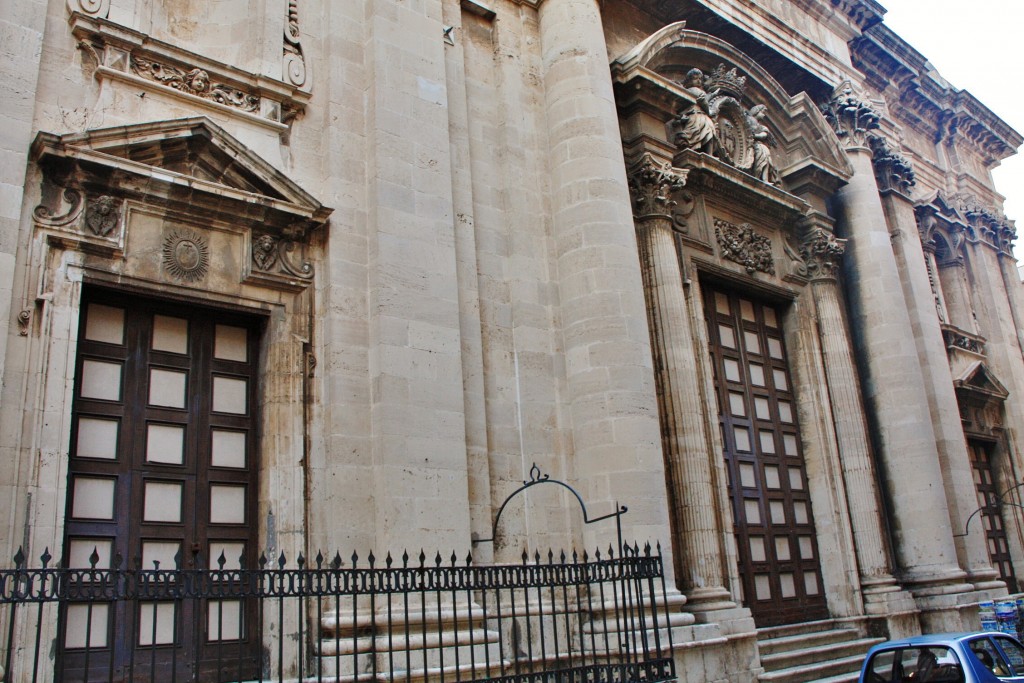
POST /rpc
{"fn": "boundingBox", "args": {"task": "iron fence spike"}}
[368,550,376,568]
[450,551,457,566]
[332,552,342,569]
[402,550,410,567]
[298,552,306,569]
[521,548,529,564]
[316,550,324,568]
[278,551,287,569]
[351,550,359,567]
[40,547,52,568]
[218,550,227,569]
[13,546,24,568]
[419,549,426,567]
[386,552,393,568]
[434,551,442,567]
[259,551,269,568]
[88,546,100,569]
[465,551,473,566]
[175,547,184,570]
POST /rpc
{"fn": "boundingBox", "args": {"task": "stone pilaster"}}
[824,84,971,607]
[629,154,737,613]
[800,224,918,619]
[537,0,675,556]
[874,156,1001,593]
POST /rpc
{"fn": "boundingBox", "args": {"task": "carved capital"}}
[715,219,775,275]
[628,153,689,220]
[821,81,881,149]
[800,227,846,281]
[868,134,915,194]
[953,193,1017,255]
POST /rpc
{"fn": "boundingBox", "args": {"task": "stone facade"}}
[0,0,1022,680]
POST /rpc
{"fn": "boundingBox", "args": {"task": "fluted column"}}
[823,83,969,597]
[629,155,735,610]
[537,0,677,559]
[872,139,1000,591]
[801,225,913,611]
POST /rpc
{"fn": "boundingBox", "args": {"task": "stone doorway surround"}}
[613,22,920,635]
[9,116,331,680]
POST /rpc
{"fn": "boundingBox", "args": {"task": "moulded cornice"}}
[850,23,1022,165]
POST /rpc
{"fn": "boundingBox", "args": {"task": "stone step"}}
[805,671,861,683]
[761,636,884,671]
[759,628,865,657]
[758,653,865,683]
[757,618,846,641]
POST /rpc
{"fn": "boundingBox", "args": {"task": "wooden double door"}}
[60,288,262,682]
[703,285,829,626]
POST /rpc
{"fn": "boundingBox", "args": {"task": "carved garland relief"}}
[715,219,775,275]
[131,58,259,112]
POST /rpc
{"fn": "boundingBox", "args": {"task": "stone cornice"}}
[850,23,1022,165]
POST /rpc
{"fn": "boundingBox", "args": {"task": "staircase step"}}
[758,653,865,683]
[761,636,884,670]
[759,628,864,657]
[758,618,843,641]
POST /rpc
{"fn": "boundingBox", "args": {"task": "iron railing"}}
[0,543,676,683]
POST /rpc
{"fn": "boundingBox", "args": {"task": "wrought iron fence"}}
[0,543,675,683]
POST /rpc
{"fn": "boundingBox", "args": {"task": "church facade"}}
[1,0,1022,680]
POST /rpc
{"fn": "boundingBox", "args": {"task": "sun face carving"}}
[162,229,210,282]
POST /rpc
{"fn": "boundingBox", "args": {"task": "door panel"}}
[703,285,828,626]
[969,441,1018,593]
[60,289,261,682]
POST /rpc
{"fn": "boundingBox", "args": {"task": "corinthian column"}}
[801,224,916,614]
[822,83,970,603]
[629,154,736,612]
[537,0,677,562]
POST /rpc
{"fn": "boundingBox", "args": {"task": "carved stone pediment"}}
[32,117,331,291]
[954,361,1009,439]
[955,362,1008,401]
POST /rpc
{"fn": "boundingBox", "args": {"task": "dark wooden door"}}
[969,440,1018,592]
[703,285,829,626]
[59,288,261,682]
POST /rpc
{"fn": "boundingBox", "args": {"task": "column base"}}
[915,587,1004,633]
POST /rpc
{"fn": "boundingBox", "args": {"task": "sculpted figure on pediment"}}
[674,69,721,156]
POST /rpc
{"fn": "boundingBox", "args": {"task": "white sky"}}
[875,0,1023,258]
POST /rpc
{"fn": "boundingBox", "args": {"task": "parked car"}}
[860,632,1024,682]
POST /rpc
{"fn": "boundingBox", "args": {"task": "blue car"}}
[860,632,1024,682]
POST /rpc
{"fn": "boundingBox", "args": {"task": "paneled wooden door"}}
[969,440,1019,593]
[59,288,262,682]
[703,285,829,626]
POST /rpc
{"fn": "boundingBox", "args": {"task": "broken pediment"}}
[32,117,331,233]
[611,22,853,190]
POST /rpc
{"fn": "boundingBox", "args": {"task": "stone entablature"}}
[71,13,310,132]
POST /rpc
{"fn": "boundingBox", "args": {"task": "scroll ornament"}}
[67,0,109,18]
[283,0,306,87]
[627,153,689,219]
[251,232,314,280]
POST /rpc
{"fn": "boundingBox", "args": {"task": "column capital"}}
[868,134,916,196]
[821,80,881,149]
[800,225,846,281]
[628,153,689,220]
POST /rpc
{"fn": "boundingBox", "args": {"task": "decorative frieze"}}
[953,193,1017,255]
[799,226,846,281]
[714,219,775,275]
[671,64,781,186]
[867,134,915,194]
[84,194,121,237]
[627,153,689,219]
[70,14,310,130]
[248,231,315,290]
[131,58,259,112]
[820,81,881,148]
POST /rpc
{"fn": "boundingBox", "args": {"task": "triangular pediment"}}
[954,361,1009,401]
[32,117,331,228]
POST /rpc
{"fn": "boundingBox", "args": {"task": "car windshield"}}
[866,645,964,683]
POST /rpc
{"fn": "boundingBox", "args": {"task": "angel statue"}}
[675,68,720,155]
[746,104,780,185]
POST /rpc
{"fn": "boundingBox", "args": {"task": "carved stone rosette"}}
[163,229,210,282]
[284,0,306,88]
[628,153,689,219]
[821,81,881,148]
[868,134,915,194]
[714,219,775,275]
[800,226,846,281]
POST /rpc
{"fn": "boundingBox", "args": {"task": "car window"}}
[970,637,1011,677]
[867,647,964,683]
[993,636,1024,676]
